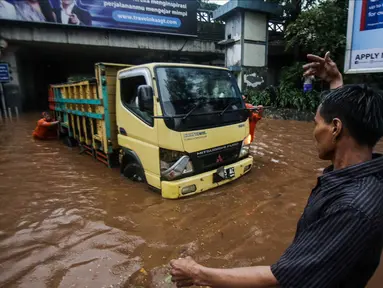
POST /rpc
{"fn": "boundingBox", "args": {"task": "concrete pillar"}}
[213,0,280,91]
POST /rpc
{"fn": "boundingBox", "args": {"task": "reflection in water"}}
[0,115,382,287]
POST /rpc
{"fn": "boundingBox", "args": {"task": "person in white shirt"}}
[0,0,17,20]
[53,0,91,26]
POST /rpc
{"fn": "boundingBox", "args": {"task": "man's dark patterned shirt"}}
[271,154,383,287]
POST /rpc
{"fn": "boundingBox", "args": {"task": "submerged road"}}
[0,115,382,287]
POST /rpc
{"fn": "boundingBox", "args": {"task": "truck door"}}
[117,68,160,189]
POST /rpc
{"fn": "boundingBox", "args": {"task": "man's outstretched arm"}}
[170,257,278,288]
[171,207,373,288]
[39,120,59,127]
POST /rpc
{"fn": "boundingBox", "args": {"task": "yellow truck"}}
[49,62,253,199]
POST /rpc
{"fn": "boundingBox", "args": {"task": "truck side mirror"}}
[137,85,153,112]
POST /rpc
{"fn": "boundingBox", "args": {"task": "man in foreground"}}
[170,52,383,287]
[32,112,59,140]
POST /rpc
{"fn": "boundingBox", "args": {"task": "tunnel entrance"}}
[3,42,224,113]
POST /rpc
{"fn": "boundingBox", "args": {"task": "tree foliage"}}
[196,0,220,11]
[283,0,383,89]
[249,0,383,111]
[246,63,321,111]
[284,0,348,64]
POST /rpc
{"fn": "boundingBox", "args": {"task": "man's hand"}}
[69,13,80,25]
[256,105,264,116]
[303,52,343,89]
[170,257,278,288]
[170,257,205,287]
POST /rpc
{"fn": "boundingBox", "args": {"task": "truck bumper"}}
[161,156,253,199]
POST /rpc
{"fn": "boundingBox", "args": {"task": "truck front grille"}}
[189,141,242,173]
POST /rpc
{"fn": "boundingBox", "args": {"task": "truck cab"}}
[116,63,253,199]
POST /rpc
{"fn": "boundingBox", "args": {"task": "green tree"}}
[284,0,383,88]
[284,0,348,66]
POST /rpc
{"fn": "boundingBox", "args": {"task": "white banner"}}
[345,0,383,73]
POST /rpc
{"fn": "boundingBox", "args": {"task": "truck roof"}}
[117,62,228,74]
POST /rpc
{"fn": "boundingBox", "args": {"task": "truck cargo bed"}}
[49,63,131,166]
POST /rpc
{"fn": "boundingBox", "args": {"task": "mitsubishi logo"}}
[216,154,223,163]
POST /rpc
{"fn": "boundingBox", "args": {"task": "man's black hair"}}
[319,84,383,147]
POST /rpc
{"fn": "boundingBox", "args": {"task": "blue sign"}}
[345,0,383,73]
[360,0,383,31]
[0,0,197,37]
[0,63,10,83]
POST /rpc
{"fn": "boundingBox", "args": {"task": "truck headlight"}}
[239,134,251,158]
[160,149,194,180]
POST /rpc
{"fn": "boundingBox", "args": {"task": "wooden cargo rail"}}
[48,63,131,167]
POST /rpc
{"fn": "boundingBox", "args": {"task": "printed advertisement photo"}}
[0,0,198,36]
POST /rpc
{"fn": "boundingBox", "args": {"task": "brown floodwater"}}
[0,114,382,288]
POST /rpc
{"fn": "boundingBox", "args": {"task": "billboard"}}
[0,0,197,36]
[345,0,383,73]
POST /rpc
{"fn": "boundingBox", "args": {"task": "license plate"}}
[224,167,235,178]
[213,166,235,183]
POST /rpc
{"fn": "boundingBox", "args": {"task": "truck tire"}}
[123,162,145,183]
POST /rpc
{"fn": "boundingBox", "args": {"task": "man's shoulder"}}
[37,118,48,125]
[3,1,14,8]
[73,5,90,15]
[329,176,383,219]
[4,1,16,15]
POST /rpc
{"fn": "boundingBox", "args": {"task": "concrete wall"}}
[243,12,267,42]
[243,44,266,67]
[219,9,268,90]
[223,11,242,68]
[226,43,242,68]
[243,11,267,67]
[225,11,242,41]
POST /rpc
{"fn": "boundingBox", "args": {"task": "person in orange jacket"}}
[32,112,59,140]
[243,95,264,143]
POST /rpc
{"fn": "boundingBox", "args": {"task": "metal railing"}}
[197,9,285,34]
[268,20,285,33]
[197,9,225,24]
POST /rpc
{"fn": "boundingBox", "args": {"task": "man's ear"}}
[332,118,343,139]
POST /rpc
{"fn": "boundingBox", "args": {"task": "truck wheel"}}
[123,162,145,183]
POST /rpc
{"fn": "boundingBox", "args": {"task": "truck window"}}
[120,76,153,126]
[155,67,247,131]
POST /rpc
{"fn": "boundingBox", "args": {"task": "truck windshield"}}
[155,66,248,131]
